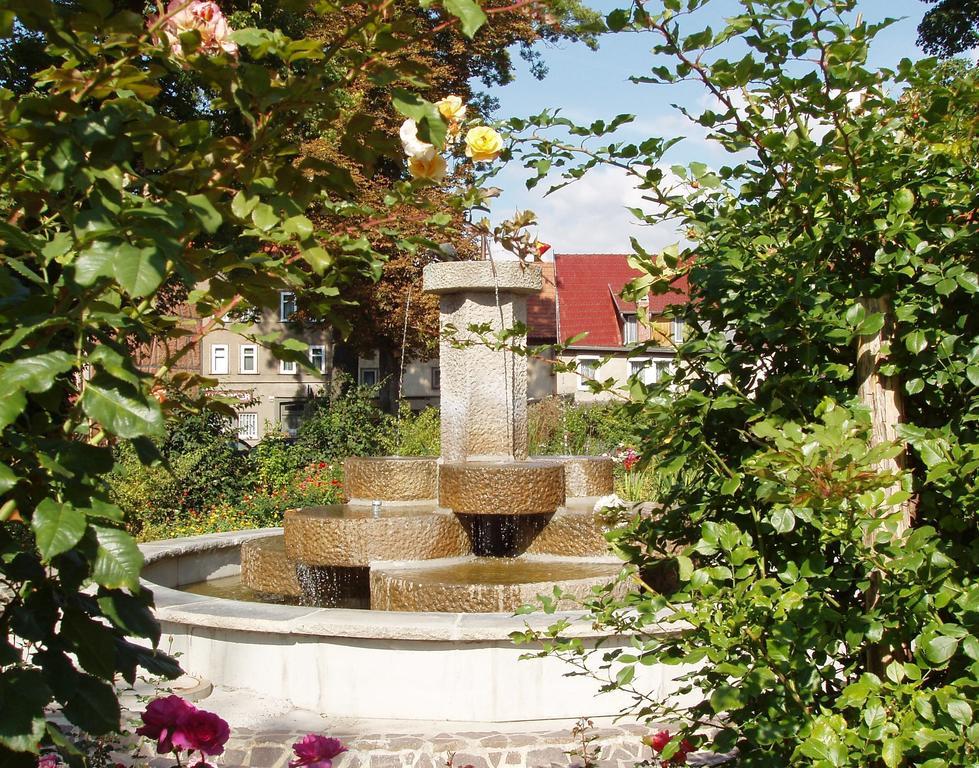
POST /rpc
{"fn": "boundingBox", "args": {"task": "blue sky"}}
[481,0,931,255]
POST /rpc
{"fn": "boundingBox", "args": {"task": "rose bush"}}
[0,0,498,760]
[509,1,979,766]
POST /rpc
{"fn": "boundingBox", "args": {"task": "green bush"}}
[383,403,441,456]
[529,397,636,455]
[291,375,394,462]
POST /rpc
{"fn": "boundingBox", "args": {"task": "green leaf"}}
[0,351,74,393]
[112,247,166,297]
[721,475,741,495]
[905,330,928,354]
[442,0,486,38]
[710,685,742,713]
[892,188,914,213]
[771,508,795,533]
[946,699,972,726]
[391,89,447,147]
[98,592,161,643]
[882,738,904,768]
[81,383,163,439]
[0,389,26,430]
[31,499,87,561]
[185,193,222,234]
[0,668,51,752]
[231,190,259,219]
[284,215,314,239]
[921,634,958,666]
[91,525,143,589]
[61,673,120,735]
[0,462,16,494]
[675,554,693,581]
[251,203,278,231]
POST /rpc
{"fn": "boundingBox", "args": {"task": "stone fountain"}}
[237,261,620,612]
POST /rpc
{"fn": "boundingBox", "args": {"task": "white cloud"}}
[491,164,685,255]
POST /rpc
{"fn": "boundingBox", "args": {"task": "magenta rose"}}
[37,754,60,768]
[289,734,348,768]
[172,708,230,756]
[136,695,196,754]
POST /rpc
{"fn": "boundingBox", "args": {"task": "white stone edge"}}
[140,529,683,643]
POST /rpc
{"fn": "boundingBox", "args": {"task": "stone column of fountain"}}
[425,261,563,556]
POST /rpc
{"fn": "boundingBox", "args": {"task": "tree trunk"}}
[855,295,912,535]
[856,295,914,676]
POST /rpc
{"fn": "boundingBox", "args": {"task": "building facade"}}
[551,253,689,402]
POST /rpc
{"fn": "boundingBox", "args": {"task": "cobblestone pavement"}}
[122,683,727,768]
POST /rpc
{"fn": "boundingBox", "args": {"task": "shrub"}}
[383,403,440,456]
[529,397,637,456]
[291,375,394,463]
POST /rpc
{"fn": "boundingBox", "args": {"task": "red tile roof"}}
[554,254,689,348]
[526,262,556,341]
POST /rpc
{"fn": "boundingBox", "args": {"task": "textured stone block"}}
[423,261,542,295]
[239,536,301,597]
[535,455,614,500]
[370,556,624,613]
[283,505,471,566]
[344,457,438,502]
[526,509,610,557]
[439,461,564,515]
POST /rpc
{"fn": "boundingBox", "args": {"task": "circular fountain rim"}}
[141,529,636,642]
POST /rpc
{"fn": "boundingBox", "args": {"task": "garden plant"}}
[0,0,527,760]
[509,1,978,766]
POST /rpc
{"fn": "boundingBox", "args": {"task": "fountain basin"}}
[439,460,564,514]
[538,455,615,507]
[370,555,627,612]
[283,504,470,566]
[343,456,438,503]
[140,530,691,722]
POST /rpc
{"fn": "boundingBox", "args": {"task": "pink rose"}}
[289,734,348,768]
[172,708,230,756]
[136,695,196,754]
[149,0,238,58]
[37,755,60,768]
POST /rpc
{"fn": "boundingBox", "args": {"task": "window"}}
[239,345,258,374]
[278,401,304,437]
[431,367,440,391]
[576,357,598,390]
[359,367,378,386]
[237,413,258,441]
[623,315,638,345]
[279,291,296,322]
[280,358,297,375]
[210,344,229,375]
[672,318,685,344]
[310,345,326,373]
[629,359,657,386]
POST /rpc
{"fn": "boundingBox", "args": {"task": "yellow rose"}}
[436,95,467,123]
[464,126,504,163]
[408,149,447,183]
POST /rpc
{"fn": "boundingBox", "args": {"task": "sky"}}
[479,0,932,257]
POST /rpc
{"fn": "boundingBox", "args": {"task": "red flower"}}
[643,731,693,766]
[289,734,347,768]
[318,462,327,469]
[136,696,229,757]
[645,731,671,753]
[172,708,230,756]
[136,695,196,754]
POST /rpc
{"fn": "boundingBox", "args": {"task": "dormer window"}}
[622,315,638,345]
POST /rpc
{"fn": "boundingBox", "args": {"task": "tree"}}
[510,1,979,765]
[917,0,979,58]
[0,0,497,761]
